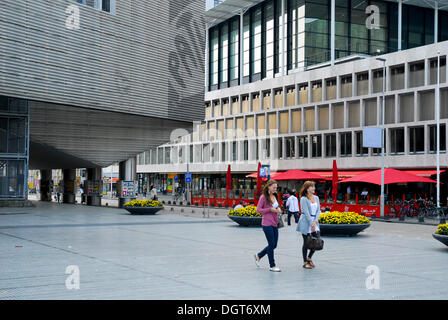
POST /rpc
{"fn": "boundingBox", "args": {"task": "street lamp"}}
[376,57,386,218]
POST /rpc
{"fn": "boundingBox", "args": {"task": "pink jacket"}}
[257,194,279,227]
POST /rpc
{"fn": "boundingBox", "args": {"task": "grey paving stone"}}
[0,202,447,299]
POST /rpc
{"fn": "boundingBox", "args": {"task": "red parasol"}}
[256,162,262,198]
[339,168,437,185]
[226,164,232,191]
[273,169,326,181]
[332,160,338,202]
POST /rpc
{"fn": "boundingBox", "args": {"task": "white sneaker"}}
[254,254,261,267]
[269,266,281,272]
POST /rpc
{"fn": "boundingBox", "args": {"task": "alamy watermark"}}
[365,265,380,290]
[65,265,80,290]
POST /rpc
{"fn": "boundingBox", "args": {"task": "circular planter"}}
[432,233,448,246]
[124,206,164,215]
[228,215,262,227]
[319,223,371,236]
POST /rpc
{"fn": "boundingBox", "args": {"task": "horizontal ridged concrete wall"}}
[0,0,205,122]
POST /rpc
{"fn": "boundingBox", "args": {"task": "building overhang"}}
[206,0,448,29]
[205,0,264,27]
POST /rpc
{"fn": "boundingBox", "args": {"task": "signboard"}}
[85,180,102,196]
[117,181,135,198]
[174,175,178,182]
[185,172,192,183]
[260,165,270,179]
[363,127,382,148]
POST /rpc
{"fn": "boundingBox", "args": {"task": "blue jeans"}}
[287,211,299,225]
[258,226,279,268]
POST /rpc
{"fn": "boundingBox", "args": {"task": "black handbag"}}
[305,233,324,251]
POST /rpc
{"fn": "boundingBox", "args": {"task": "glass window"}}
[340,132,352,157]
[219,23,229,85]
[229,18,240,82]
[409,127,424,154]
[325,133,336,157]
[210,28,219,87]
[0,160,25,199]
[390,128,405,154]
[298,136,308,158]
[429,124,447,153]
[0,118,7,153]
[251,7,262,77]
[285,137,295,158]
[311,134,322,158]
[356,131,369,156]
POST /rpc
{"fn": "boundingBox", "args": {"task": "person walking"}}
[286,189,299,225]
[149,184,157,200]
[254,180,282,272]
[297,181,321,269]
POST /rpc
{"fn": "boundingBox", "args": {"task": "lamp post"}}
[376,57,386,217]
[437,50,441,208]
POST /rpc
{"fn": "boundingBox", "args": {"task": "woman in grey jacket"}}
[296,181,321,269]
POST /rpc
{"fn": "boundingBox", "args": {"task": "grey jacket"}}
[296,195,321,234]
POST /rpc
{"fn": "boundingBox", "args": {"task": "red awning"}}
[339,168,437,185]
[274,169,328,181]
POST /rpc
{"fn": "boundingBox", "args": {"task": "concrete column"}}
[118,157,137,207]
[435,3,439,44]
[331,0,335,65]
[86,168,102,206]
[39,169,52,201]
[62,169,76,204]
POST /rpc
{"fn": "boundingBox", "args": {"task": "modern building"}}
[137,0,448,201]
[0,0,205,204]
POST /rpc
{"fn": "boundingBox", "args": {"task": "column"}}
[435,2,439,44]
[239,11,244,83]
[118,157,137,207]
[281,0,286,76]
[62,169,76,204]
[86,167,103,206]
[39,169,52,202]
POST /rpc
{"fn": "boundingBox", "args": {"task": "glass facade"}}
[0,96,29,199]
[208,0,448,90]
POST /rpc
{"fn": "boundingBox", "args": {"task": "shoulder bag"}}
[305,233,324,251]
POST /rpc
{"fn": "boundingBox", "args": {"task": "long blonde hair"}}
[299,181,316,199]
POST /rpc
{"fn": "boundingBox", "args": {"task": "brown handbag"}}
[305,234,324,251]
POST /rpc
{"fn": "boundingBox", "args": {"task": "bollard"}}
[170,207,174,212]
[181,208,184,213]
[418,215,424,223]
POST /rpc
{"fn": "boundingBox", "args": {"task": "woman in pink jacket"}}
[254,180,282,272]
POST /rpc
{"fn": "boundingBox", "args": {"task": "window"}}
[390,128,405,154]
[285,137,295,159]
[244,140,249,160]
[278,138,283,159]
[75,0,115,13]
[232,142,238,161]
[356,132,369,156]
[190,145,194,163]
[325,133,336,157]
[409,127,424,154]
[210,28,219,89]
[298,136,308,158]
[429,124,447,153]
[229,18,240,85]
[340,132,352,157]
[311,135,322,158]
[265,138,271,158]
[221,142,226,161]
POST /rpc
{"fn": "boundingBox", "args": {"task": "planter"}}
[432,233,448,246]
[319,223,371,236]
[228,215,262,227]
[124,207,164,215]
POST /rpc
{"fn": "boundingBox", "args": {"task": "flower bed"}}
[433,223,448,246]
[319,211,371,224]
[435,223,448,235]
[318,211,371,236]
[124,200,164,207]
[123,200,164,215]
[228,205,261,218]
[228,205,262,226]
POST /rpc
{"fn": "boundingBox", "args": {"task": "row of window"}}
[74,0,115,13]
[208,0,448,91]
[143,124,446,165]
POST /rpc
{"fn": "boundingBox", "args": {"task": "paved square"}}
[0,202,447,300]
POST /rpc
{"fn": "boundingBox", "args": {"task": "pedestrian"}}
[234,201,244,210]
[143,184,147,198]
[254,180,282,272]
[297,181,321,269]
[56,190,61,204]
[286,189,299,225]
[149,184,157,201]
